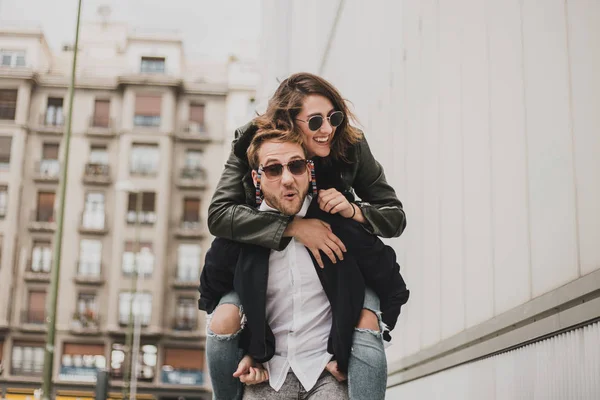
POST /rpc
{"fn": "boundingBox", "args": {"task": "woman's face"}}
[296,94,338,158]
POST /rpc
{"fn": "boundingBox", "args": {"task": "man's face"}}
[251,140,310,216]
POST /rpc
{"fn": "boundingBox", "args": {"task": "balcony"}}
[83,163,111,185]
[176,166,207,190]
[175,122,214,142]
[172,269,199,289]
[74,264,104,285]
[70,311,101,335]
[33,160,60,183]
[79,212,108,235]
[34,113,65,135]
[20,310,47,332]
[23,263,51,283]
[28,210,56,232]
[133,115,161,128]
[167,317,202,339]
[86,116,116,137]
[173,220,204,239]
[126,211,157,225]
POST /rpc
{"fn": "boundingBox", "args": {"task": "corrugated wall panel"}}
[386,321,600,399]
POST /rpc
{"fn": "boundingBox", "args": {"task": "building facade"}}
[258,0,600,398]
[0,22,255,400]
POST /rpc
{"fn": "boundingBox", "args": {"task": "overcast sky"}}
[0,0,262,61]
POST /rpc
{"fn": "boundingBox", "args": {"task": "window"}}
[182,198,200,225]
[122,242,154,276]
[0,50,25,67]
[0,90,17,120]
[11,344,44,376]
[130,144,159,175]
[36,191,55,222]
[45,97,64,126]
[140,57,166,74]
[89,146,109,165]
[118,292,152,326]
[78,240,102,277]
[82,192,105,229]
[39,143,60,178]
[60,344,105,382]
[0,186,7,218]
[177,244,201,282]
[162,348,204,385]
[134,95,161,127]
[0,136,12,169]
[31,241,52,273]
[126,192,156,224]
[111,343,157,381]
[188,104,205,132]
[74,293,98,326]
[27,291,46,324]
[182,150,204,179]
[175,297,197,330]
[92,99,110,127]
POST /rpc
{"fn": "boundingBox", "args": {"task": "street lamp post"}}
[116,182,143,400]
[40,1,82,399]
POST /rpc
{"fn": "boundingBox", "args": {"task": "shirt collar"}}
[258,195,312,218]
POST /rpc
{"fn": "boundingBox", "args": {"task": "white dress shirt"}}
[258,196,333,391]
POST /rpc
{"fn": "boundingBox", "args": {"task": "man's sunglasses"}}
[259,159,310,180]
[296,111,344,131]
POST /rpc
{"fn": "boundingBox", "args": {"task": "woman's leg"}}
[205,291,245,400]
[347,288,387,400]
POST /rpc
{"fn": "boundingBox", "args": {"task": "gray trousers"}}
[243,370,349,400]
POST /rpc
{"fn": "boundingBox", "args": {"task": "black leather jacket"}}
[207,122,407,250]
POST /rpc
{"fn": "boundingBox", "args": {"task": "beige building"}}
[0,22,256,400]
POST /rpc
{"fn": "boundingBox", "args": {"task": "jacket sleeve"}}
[198,238,241,314]
[207,142,292,251]
[352,137,407,238]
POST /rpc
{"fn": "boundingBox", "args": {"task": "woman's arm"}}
[207,144,291,251]
[352,138,407,238]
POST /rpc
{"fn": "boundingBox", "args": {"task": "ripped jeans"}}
[205,288,387,400]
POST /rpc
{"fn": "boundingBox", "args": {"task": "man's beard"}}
[262,183,309,216]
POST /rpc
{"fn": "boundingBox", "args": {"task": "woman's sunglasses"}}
[259,159,309,180]
[296,111,344,131]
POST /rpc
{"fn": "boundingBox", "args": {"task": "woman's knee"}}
[356,309,380,332]
[209,304,242,335]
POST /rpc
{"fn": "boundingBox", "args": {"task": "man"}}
[199,129,409,399]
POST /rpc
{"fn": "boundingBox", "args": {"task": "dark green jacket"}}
[207,122,407,250]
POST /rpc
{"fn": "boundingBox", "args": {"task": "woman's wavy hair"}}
[254,72,362,161]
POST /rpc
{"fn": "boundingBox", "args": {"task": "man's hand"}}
[325,360,347,382]
[284,218,347,268]
[233,355,269,385]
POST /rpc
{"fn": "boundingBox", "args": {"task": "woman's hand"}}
[233,355,269,385]
[284,218,347,268]
[318,188,366,223]
[325,360,348,382]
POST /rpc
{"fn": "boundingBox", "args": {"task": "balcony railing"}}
[24,260,52,282]
[133,115,161,128]
[172,268,199,289]
[173,219,204,238]
[89,115,113,129]
[29,210,56,231]
[126,211,157,225]
[118,314,150,327]
[175,121,213,142]
[70,310,101,333]
[80,212,108,234]
[34,160,60,181]
[177,166,207,189]
[83,163,111,185]
[172,317,198,331]
[21,309,46,325]
[40,112,65,127]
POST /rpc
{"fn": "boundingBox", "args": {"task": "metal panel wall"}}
[385,321,600,399]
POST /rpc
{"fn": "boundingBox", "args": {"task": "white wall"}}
[258,0,600,388]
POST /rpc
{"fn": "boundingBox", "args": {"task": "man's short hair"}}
[247,129,306,170]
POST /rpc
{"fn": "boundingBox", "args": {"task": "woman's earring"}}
[255,167,263,206]
[308,160,318,196]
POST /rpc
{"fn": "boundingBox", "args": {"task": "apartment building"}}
[0,22,256,400]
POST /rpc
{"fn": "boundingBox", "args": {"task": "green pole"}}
[41,0,83,399]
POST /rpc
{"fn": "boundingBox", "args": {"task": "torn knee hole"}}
[209,304,242,335]
[356,309,380,332]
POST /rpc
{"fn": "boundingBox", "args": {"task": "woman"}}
[205,72,406,400]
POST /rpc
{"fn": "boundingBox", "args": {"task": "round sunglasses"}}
[296,111,344,131]
[259,159,310,180]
